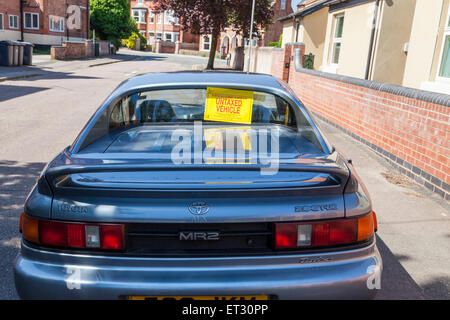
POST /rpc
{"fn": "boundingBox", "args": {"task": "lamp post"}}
[245,0,256,73]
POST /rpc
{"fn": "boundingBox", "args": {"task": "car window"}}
[77,88,323,153]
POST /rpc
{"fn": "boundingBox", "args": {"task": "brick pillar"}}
[155,40,161,53]
[85,40,94,57]
[175,41,181,54]
[284,42,305,83]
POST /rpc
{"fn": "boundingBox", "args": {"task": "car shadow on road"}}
[0,160,46,299]
[375,235,425,299]
[0,84,50,103]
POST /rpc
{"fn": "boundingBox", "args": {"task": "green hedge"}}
[122,32,147,50]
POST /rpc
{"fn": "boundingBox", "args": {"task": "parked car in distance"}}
[14,71,381,299]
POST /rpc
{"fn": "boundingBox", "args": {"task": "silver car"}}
[14,72,382,299]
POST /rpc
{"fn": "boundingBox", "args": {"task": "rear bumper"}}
[14,240,382,300]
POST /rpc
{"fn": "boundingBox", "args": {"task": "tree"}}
[90,0,135,49]
[157,0,274,70]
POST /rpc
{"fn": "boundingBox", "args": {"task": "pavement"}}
[0,50,448,299]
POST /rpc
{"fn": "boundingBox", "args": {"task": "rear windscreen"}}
[77,88,323,153]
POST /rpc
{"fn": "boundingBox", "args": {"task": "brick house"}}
[130,0,291,56]
[0,0,90,47]
[130,0,199,46]
[198,0,293,58]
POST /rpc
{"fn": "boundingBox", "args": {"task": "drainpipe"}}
[294,19,300,42]
[66,0,69,41]
[20,0,24,41]
[365,0,380,80]
[86,0,90,40]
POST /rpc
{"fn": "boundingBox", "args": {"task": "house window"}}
[331,14,344,65]
[156,33,162,40]
[149,11,154,23]
[157,12,162,24]
[149,32,155,43]
[24,12,39,30]
[164,33,172,42]
[49,15,64,32]
[164,11,170,25]
[244,38,258,47]
[164,10,178,25]
[202,35,211,51]
[0,13,3,30]
[281,0,286,10]
[133,10,146,24]
[9,15,19,29]
[437,8,450,79]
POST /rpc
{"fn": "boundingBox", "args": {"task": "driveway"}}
[0,51,448,299]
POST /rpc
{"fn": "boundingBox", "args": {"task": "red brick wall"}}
[286,52,449,199]
[129,0,198,45]
[1,0,22,31]
[263,0,293,46]
[271,44,304,81]
[51,41,85,59]
[1,0,89,40]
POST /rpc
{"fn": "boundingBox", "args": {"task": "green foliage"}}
[303,53,315,70]
[268,35,282,48]
[122,32,147,51]
[90,0,135,48]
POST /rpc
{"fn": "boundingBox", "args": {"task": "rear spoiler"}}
[44,164,350,196]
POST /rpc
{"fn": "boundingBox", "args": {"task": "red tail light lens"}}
[275,223,297,249]
[312,223,329,246]
[67,224,86,248]
[275,212,375,249]
[40,220,68,247]
[21,215,124,251]
[328,220,357,244]
[100,225,124,250]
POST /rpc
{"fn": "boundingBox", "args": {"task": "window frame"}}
[24,12,39,30]
[244,38,258,48]
[330,14,344,66]
[149,32,155,43]
[132,9,146,24]
[436,6,450,83]
[149,11,154,23]
[202,35,211,51]
[9,14,19,29]
[49,15,64,33]
[157,12,162,24]
[164,10,178,25]
[0,13,4,31]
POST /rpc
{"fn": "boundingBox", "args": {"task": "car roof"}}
[115,71,286,94]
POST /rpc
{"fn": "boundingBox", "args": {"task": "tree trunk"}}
[206,28,220,70]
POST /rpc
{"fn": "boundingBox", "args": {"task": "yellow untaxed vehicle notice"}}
[204,87,254,124]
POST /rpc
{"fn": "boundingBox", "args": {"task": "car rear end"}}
[14,73,381,299]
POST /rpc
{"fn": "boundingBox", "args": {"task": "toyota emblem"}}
[188,202,210,215]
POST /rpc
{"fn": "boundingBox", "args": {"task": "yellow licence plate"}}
[129,295,269,300]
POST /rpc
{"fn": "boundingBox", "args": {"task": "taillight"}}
[100,225,124,250]
[21,214,125,250]
[274,212,375,249]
